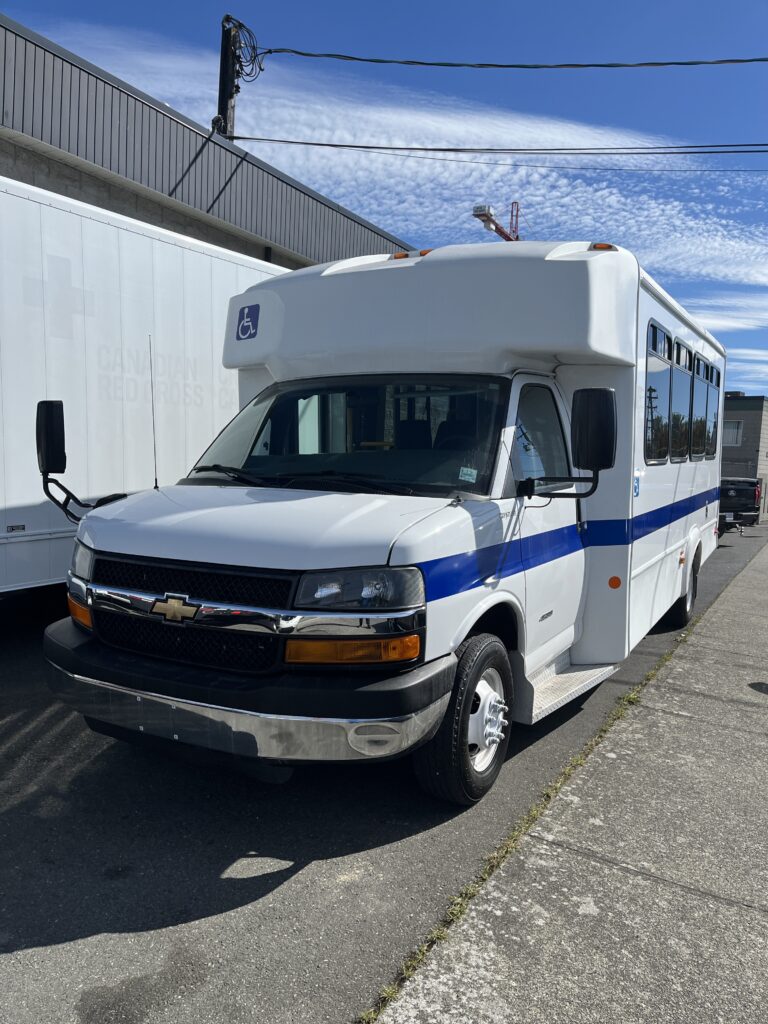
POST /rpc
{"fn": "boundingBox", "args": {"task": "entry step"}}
[515,658,617,724]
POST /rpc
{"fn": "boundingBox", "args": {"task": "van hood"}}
[78,484,451,571]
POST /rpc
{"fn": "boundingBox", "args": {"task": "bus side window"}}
[645,323,671,463]
[670,341,692,462]
[691,359,708,459]
[705,379,720,458]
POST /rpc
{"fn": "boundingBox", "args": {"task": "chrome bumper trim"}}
[49,668,449,762]
[75,579,426,637]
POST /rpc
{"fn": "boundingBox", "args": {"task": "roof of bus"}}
[222,241,724,380]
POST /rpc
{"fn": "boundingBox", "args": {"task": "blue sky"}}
[7,1,768,390]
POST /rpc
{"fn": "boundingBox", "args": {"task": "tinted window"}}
[705,384,719,457]
[691,376,708,457]
[194,374,509,497]
[670,366,691,461]
[648,323,672,359]
[645,352,671,462]
[512,385,569,487]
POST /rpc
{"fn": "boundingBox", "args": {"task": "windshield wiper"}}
[191,465,414,495]
[282,471,414,496]
[190,464,285,487]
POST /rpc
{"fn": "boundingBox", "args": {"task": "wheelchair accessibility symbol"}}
[237,304,260,340]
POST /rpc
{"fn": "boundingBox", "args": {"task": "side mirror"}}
[36,400,67,475]
[571,389,617,473]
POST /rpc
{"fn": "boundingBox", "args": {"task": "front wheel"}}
[414,633,513,805]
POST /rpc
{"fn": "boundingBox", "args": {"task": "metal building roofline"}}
[0,13,411,254]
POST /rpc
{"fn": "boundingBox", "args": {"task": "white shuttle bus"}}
[0,176,284,593]
[40,242,724,804]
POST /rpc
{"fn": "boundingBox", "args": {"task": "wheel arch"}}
[684,528,704,595]
[693,539,703,572]
[452,594,525,658]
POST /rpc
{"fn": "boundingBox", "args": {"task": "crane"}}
[472,201,521,241]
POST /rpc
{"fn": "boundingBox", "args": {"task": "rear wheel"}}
[667,558,698,628]
[414,633,513,805]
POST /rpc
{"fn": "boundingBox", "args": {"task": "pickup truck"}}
[719,477,761,536]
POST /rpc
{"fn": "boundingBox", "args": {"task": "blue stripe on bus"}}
[419,486,719,602]
[584,485,720,546]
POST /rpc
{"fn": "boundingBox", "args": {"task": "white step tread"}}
[530,662,617,723]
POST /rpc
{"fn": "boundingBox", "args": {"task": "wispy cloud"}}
[717,346,768,394]
[684,293,768,333]
[30,20,768,331]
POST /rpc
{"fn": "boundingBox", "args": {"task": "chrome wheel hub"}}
[467,667,509,773]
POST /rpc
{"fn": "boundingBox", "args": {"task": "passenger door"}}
[507,378,585,670]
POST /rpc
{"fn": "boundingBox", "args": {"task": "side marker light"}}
[285,635,420,664]
[68,593,93,629]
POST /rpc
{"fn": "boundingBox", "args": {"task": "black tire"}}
[414,633,513,806]
[666,559,698,628]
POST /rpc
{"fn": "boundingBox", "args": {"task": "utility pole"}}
[214,15,241,137]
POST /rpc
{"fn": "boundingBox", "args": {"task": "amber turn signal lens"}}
[68,593,93,629]
[285,634,420,665]
[608,576,622,590]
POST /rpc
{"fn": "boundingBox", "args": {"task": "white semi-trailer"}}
[39,241,724,804]
[0,176,285,592]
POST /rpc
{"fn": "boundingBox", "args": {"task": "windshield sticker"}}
[237,304,260,340]
[459,466,478,484]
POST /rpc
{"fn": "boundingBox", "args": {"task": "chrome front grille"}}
[82,556,425,676]
[93,608,279,675]
[88,555,294,675]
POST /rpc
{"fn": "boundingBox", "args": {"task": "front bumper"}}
[45,619,455,762]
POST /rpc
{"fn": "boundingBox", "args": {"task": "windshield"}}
[191,375,509,497]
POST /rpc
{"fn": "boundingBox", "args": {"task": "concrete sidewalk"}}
[381,546,768,1024]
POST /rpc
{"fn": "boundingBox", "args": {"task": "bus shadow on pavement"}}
[0,700,461,955]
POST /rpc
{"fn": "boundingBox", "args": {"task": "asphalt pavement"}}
[1,525,766,1024]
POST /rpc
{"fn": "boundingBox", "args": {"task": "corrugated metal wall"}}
[0,15,408,264]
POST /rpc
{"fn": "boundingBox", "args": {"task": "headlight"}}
[295,567,424,611]
[70,541,95,582]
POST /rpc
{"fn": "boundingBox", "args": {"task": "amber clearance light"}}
[285,635,420,665]
[68,593,93,629]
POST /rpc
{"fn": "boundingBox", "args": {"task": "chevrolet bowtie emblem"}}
[150,595,199,623]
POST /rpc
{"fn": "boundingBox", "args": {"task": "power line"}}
[259,47,768,72]
[359,152,768,175]
[231,134,768,174]
[229,134,768,157]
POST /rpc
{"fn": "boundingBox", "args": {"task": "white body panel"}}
[79,485,450,572]
[73,241,725,727]
[223,242,640,386]
[627,282,721,648]
[0,177,285,592]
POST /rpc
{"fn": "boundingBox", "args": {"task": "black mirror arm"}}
[516,472,599,500]
[42,474,94,524]
[43,475,128,523]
